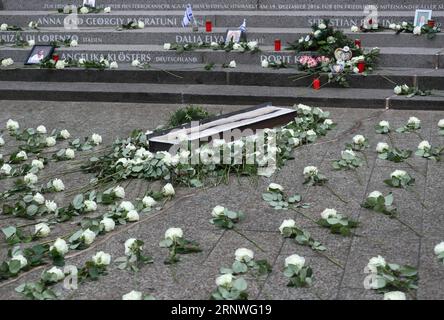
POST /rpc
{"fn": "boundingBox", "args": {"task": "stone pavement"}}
[0,100,443,300]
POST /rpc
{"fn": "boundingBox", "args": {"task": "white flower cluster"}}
[1,58,14,67]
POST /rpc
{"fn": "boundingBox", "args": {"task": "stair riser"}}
[0,13,434,29]
[0,48,439,69]
[0,88,442,110]
[2,30,444,48]
[3,0,444,11]
[2,68,443,90]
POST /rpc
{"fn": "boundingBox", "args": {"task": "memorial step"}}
[1,27,444,48]
[1,65,443,91]
[2,10,443,29]
[1,45,441,69]
[2,0,444,11]
[0,80,443,110]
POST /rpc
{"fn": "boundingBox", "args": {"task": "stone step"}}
[1,27,444,48]
[2,0,444,11]
[0,64,443,90]
[1,45,441,69]
[0,80,443,110]
[2,10,443,28]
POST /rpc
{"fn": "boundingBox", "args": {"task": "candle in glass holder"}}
[313,78,321,90]
[357,61,366,73]
[274,39,281,51]
[206,20,212,32]
[354,39,361,49]
[52,54,59,62]
[428,20,435,28]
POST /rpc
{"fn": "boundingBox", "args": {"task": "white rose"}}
[321,208,337,220]
[31,159,44,169]
[11,254,28,268]
[24,173,38,185]
[142,196,156,208]
[124,238,138,256]
[279,219,295,234]
[163,43,171,50]
[0,23,8,31]
[34,223,50,237]
[104,7,111,13]
[289,137,300,146]
[65,148,75,159]
[119,201,135,212]
[268,183,284,192]
[0,136,4,146]
[376,142,390,153]
[384,291,406,300]
[100,217,115,232]
[323,119,333,127]
[314,30,321,38]
[235,248,254,262]
[0,164,12,175]
[162,183,175,196]
[285,254,305,269]
[91,133,102,145]
[122,290,143,300]
[6,119,19,131]
[261,59,269,68]
[389,23,397,30]
[396,24,402,30]
[52,178,65,192]
[165,227,183,240]
[45,200,57,212]
[36,125,47,134]
[113,186,125,198]
[33,192,45,204]
[368,191,383,199]
[391,170,407,179]
[232,43,242,51]
[408,116,420,125]
[413,26,422,35]
[438,119,444,128]
[78,58,86,65]
[138,21,145,29]
[131,59,141,67]
[247,41,258,50]
[306,130,316,137]
[318,23,326,30]
[367,255,386,273]
[126,210,139,222]
[394,86,402,95]
[70,39,78,47]
[215,273,233,287]
[51,238,68,255]
[434,242,444,255]
[379,120,390,128]
[418,140,431,150]
[1,58,13,67]
[92,251,111,266]
[228,60,236,68]
[109,61,118,69]
[353,135,365,144]
[80,6,89,14]
[55,60,65,69]
[211,205,225,217]
[46,136,56,147]
[82,229,96,245]
[17,150,27,160]
[60,129,70,139]
[84,200,97,212]
[303,166,318,176]
[47,266,65,281]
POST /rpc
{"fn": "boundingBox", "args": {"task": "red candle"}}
[205,20,212,32]
[354,39,361,49]
[313,78,321,90]
[52,54,59,62]
[428,20,435,28]
[357,61,365,73]
[274,39,281,51]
